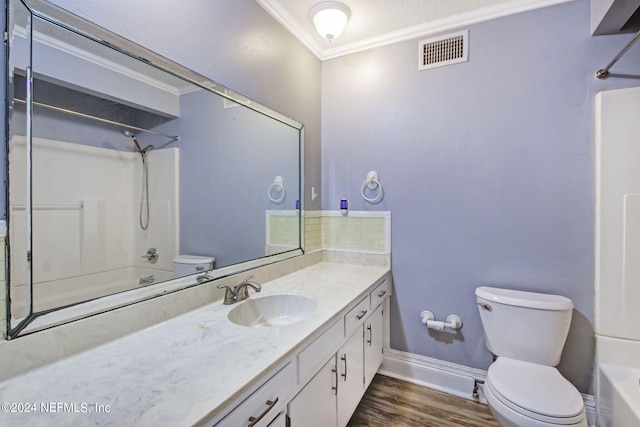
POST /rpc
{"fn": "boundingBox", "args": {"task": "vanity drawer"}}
[370,279,389,310]
[344,296,370,337]
[217,362,295,427]
[298,318,344,383]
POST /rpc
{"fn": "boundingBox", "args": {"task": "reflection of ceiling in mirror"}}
[29,19,195,94]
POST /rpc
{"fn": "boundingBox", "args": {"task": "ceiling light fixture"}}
[310,1,351,41]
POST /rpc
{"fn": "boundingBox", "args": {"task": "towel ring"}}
[361,171,384,204]
[268,176,286,204]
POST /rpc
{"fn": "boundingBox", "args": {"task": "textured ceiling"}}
[256,0,572,59]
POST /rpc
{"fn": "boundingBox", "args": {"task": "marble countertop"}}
[0,262,389,426]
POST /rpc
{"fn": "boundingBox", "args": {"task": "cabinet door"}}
[288,356,337,427]
[364,304,384,389]
[337,327,365,427]
[266,412,288,427]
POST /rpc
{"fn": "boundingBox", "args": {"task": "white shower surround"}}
[595,86,640,426]
[8,136,179,319]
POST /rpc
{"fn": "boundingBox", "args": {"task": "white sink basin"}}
[228,294,317,327]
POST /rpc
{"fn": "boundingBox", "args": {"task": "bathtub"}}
[598,364,640,427]
[11,267,175,318]
[596,336,640,427]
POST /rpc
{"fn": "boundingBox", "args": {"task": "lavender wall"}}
[321,0,640,393]
[174,90,300,268]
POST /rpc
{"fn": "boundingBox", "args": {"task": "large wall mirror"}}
[5,0,304,338]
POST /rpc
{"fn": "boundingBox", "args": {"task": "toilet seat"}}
[486,358,585,425]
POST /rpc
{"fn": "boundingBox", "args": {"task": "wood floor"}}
[347,374,501,427]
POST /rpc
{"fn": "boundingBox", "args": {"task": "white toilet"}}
[173,255,215,277]
[475,286,587,427]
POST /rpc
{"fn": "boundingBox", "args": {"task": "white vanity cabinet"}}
[288,356,339,427]
[364,303,384,389]
[287,277,390,427]
[288,330,364,427]
[337,327,366,426]
[0,263,392,427]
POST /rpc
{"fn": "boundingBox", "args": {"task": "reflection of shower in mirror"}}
[122,130,155,154]
[122,130,153,230]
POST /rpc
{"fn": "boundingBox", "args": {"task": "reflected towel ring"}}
[268,176,286,204]
[361,171,384,204]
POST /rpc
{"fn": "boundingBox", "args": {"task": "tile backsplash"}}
[303,212,323,252]
[303,211,390,254]
[267,210,391,254]
[265,210,300,255]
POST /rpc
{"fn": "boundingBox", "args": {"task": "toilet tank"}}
[173,255,215,277]
[475,286,574,366]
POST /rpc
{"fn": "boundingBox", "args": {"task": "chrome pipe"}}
[12,98,180,141]
[596,29,640,79]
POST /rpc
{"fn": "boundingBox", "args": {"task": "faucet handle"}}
[234,276,262,301]
[216,284,236,305]
[242,275,261,290]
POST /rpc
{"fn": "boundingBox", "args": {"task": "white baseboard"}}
[379,348,596,425]
[379,348,489,403]
[583,394,596,427]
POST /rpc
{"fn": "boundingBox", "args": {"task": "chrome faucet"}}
[138,275,155,285]
[234,275,262,301]
[217,275,262,305]
[197,273,214,284]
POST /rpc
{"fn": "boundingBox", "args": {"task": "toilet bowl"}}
[475,286,587,427]
[484,358,586,426]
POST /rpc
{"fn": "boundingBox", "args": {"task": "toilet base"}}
[485,379,587,427]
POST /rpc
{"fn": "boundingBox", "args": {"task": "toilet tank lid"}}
[475,286,573,311]
[174,255,215,264]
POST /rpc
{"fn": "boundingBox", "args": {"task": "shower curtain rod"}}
[13,98,180,141]
[596,29,640,79]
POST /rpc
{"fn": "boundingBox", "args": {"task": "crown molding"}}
[257,0,575,61]
[256,0,324,58]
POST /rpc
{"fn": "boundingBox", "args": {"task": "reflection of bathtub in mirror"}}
[16,250,301,336]
[9,136,179,321]
[12,267,175,318]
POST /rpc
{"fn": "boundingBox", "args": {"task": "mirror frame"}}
[5,0,305,338]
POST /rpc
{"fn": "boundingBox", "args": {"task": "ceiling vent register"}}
[419,30,469,71]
